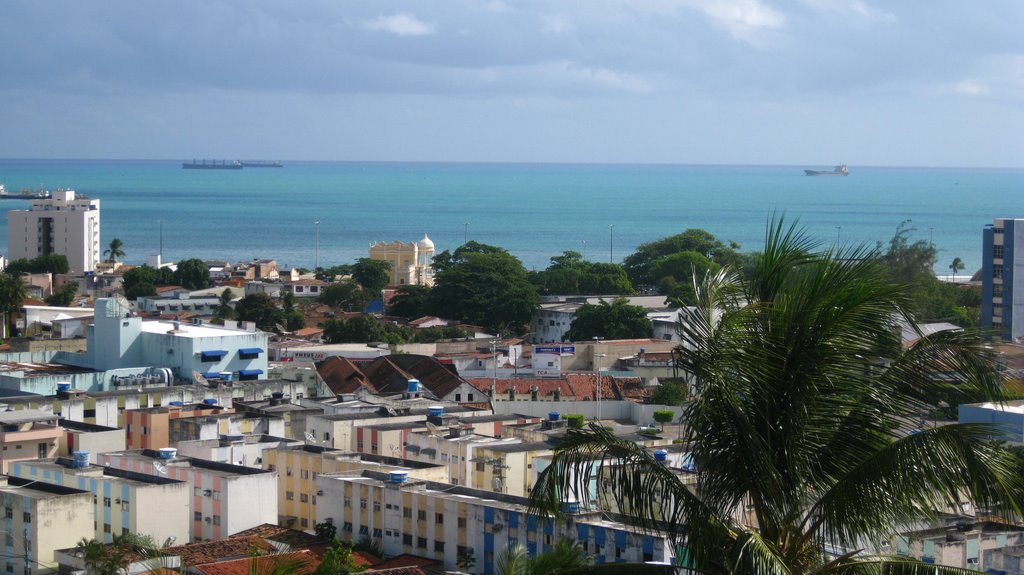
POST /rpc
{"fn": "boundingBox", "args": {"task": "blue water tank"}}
[407,379,421,393]
[57,382,72,393]
[548,412,561,421]
[72,451,90,468]
[158,448,177,459]
[389,471,409,484]
[428,405,444,417]
[561,501,580,513]
[169,401,185,407]
[654,450,668,462]
[203,398,218,405]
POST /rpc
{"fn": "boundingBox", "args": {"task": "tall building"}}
[369,234,435,287]
[6,189,101,273]
[982,218,1024,342]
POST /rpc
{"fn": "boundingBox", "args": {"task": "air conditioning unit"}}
[317,490,324,496]
[204,517,211,523]
[493,523,504,532]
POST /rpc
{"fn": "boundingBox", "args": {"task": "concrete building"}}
[85,297,268,383]
[101,448,278,542]
[531,295,673,344]
[369,235,436,287]
[959,401,1024,442]
[0,409,61,473]
[135,290,224,317]
[168,411,286,445]
[174,435,300,467]
[59,419,126,464]
[124,403,230,449]
[0,475,93,574]
[317,470,674,573]
[10,456,191,547]
[896,520,1024,571]
[6,189,101,273]
[983,218,1024,343]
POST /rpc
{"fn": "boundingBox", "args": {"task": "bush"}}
[653,409,676,429]
[564,413,585,430]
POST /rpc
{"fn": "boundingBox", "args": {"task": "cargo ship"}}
[804,164,849,176]
[182,160,243,170]
[240,160,284,168]
[0,184,52,200]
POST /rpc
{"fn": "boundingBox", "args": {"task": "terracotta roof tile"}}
[193,550,318,575]
[166,536,275,566]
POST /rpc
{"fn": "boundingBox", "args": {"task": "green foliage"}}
[495,539,590,575]
[173,258,210,290]
[4,254,70,276]
[386,284,432,319]
[235,293,284,332]
[216,288,235,320]
[456,547,476,570]
[121,265,173,300]
[531,219,1022,575]
[564,413,585,429]
[76,533,163,575]
[323,315,410,344]
[430,241,540,334]
[652,251,720,305]
[352,258,392,294]
[530,251,634,295]
[314,521,337,541]
[104,237,126,264]
[653,409,675,429]
[45,280,79,306]
[316,264,353,282]
[650,379,687,406]
[411,326,471,343]
[315,538,366,575]
[0,273,28,338]
[564,298,653,341]
[320,280,366,311]
[622,229,740,289]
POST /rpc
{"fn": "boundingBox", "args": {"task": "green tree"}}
[316,263,353,282]
[387,284,432,319]
[652,250,720,305]
[173,258,210,290]
[314,521,337,541]
[352,258,392,294]
[531,251,634,296]
[216,288,235,320]
[494,539,590,575]
[531,220,1024,575]
[622,229,740,288]
[563,298,653,341]
[314,538,365,575]
[323,315,410,344]
[0,273,28,338]
[120,265,174,300]
[104,237,126,264]
[650,379,687,406]
[456,548,476,571]
[75,533,164,575]
[430,242,539,334]
[4,254,70,276]
[949,256,965,281]
[320,280,366,311]
[45,280,79,306]
[653,409,675,431]
[235,293,283,331]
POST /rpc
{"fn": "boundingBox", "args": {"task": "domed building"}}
[368,233,436,287]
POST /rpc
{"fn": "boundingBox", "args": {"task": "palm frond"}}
[827,556,993,575]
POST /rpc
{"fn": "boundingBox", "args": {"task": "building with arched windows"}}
[368,233,436,287]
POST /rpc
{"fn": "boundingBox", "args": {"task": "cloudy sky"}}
[0,1,1021,167]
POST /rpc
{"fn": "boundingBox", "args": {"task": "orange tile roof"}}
[166,536,275,566]
[193,550,318,575]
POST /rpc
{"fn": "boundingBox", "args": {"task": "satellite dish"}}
[193,371,208,385]
[153,461,167,475]
[304,432,315,443]
[425,422,441,437]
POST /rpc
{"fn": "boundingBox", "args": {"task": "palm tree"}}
[495,540,589,575]
[0,272,28,339]
[104,237,126,264]
[949,256,965,281]
[531,219,1024,575]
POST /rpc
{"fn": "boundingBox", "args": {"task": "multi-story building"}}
[0,409,61,473]
[10,456,190,546]
[6,189,101,273]
[124,403,229,449]
[101,448,278,542]
[0,475,93,574]
[983,218,1024,342]
[369,235,436,287]
[317,470,675,573]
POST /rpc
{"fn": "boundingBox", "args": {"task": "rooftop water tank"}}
[202,398,218,405]
[428,405,444,417]
[654,450,668,462]
[407,379,421,393]
[561,501,580,513]
[548,412,561,421]
[169,401,184,407]
[72,451,90,468]
[219,372,233,382]
[56,382,72,393]
[389,471,409,484]
[158,448,177,460]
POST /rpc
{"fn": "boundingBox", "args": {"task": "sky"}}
[0,1,1021,167]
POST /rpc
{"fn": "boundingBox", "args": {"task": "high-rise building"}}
[6,189,100,273]
[981,218,1024,342]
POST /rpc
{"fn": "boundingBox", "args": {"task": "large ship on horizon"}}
[804,164,849,176]
[240,160,284,168]
[182,160,243,170]
[0,184,53,200]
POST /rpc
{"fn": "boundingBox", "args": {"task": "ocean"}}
[0,159,1021,275]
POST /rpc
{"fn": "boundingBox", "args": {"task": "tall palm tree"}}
[0,272,28,339]
[531,219,1024,575]
[104,237,126,264]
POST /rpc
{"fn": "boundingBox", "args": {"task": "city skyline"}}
[0,1,1021,168]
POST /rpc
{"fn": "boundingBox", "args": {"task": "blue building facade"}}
[982,218,1024,343]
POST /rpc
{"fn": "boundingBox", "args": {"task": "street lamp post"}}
[314,220,321,271]
[609,224,615,263]
[593,336,605,421]
[582,239,587,261]
[464,222,469,245]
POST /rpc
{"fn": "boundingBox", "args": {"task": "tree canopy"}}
[104,237,126,264]
[430,241,539,334]
[0,273,28,338]
[622,228,740,289]
[173,258,210,290]
[530,251,634,295]
[351,258,392,294]
[531,220,1023,575]
[564,297,653,341]
[386,284,432,320]
[4,254,70,276]
[120,265,173,299]
[320,280,366,311]
[234,293,284,331]
[323,314,410,344]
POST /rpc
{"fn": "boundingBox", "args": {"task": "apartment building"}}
[983,218,1024,342]
[6,189,101,273]
[0,475,93,574]
[0,409,61,473]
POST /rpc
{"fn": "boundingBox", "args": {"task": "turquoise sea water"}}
[0,160,1021,274]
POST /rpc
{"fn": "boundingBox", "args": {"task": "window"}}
[417,510,426,521]
[359,525,369,535]
[994,266,1003,279]
[994,245,1004,259]
[344,497,351,507]
[458,517,467,528]
[194,512,202,522]
[476,462,485,472]
[360,499,367,510]
[403,507,412,518]
[38,442,48,458]
[436,512,444,524]
[22,512,31,523]
[373,501,381,512]
[300,469,309,479]
[468,393,474,402]
[3,508,11,519]
[403,533,413,546]
[286,467,293,477]
[324,432,331,441]
[373,528,382,538]
[286,491,294,501]
[300,493,308,503]
[994,285,1004,297]
[434,541,445,552]
[103,497,111,507]
[417,537,427,549]
[301,518,308,528]
[343,522,353,532]
[104,523,111,533]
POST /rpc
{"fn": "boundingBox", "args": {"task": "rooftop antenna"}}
[304,431,316,444]
[153,461,167,475]
[425,422,442,437]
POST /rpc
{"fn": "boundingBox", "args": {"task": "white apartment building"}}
[7,190,101,273]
